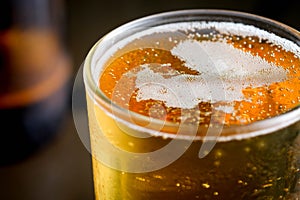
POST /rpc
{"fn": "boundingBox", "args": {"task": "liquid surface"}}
[99,22,300,126]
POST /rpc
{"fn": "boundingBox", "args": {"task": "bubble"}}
[202,183,210,188]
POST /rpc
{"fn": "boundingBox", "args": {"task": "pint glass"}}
[83,10,300,199]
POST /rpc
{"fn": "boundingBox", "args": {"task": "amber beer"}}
[84,10,300,199]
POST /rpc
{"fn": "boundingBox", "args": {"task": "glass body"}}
[84,10,300,199]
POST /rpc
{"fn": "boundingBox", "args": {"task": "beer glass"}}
[83,10,300,199]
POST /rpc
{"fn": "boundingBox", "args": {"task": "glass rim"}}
[83,9,300,142]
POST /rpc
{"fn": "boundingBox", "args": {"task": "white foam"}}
[166,22,300,56]
[94,21,299,84]
[214,105,235,114]
[171,40,287,79]
[134,40,288,111]
[105,22,300,58]
[135,65,210,109]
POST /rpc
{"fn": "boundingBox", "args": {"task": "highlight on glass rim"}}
[74,9,300,200]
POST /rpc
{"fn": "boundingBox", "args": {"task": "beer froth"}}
[135,40,288,111]
[99,22,300,126]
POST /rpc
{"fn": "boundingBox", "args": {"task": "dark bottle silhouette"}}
[0,0,71,165]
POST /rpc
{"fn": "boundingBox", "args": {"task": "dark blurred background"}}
[66,0,300,73]
[0,0,299,199]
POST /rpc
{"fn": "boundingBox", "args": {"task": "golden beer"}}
[84,10,300,199]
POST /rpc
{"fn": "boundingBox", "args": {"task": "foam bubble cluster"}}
[135,40,288,111]
[99,21,300,125]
